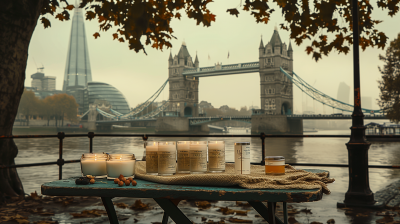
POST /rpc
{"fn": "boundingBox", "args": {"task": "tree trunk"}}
[0,0,45,203]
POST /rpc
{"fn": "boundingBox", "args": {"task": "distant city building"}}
[198,101,213,113]
[60,6,128,115]
[219,105,230,111]
[249,106,260,110]
[62,6,93,114]
[337,82,350,105]
[31,67,56,91]
[28,68,62,99]
[86,82,130,114]
[361,96,372,109]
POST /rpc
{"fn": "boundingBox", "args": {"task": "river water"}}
[13,129,400,223]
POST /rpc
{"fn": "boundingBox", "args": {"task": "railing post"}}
[338,0,375,208]
[260,132,266,165]
[57,132,65,180]
[88,132,94,153]
[142,134,148,161]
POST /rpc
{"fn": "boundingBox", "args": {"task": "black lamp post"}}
[338,0,375,207]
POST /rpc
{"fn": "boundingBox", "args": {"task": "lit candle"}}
[146,142,158,175]
[80,153,108,178]
[177,141,190,173]
[158,142,176,175]
[208,141,225,172]
[190,141,207,174]
[106,154,136,179]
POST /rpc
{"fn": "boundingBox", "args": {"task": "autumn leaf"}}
[130,200,150,210]
[112,33,118,40]
[175,12,181,19]
[55,13,65,21]
[98,15,106,23]
[203,12,216,26]
[93,32,100,39]
[118,37,125,42]
[227,8,239,17]
[313,52,322,61]
[86,11,96,20]
[41,17,51,29]
[306,46,313,54]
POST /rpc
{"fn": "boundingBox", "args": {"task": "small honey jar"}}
[265,156,285,175]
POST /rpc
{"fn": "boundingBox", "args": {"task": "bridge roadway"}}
[95,114,387,126]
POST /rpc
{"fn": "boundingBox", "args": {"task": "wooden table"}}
[41,169,327,224]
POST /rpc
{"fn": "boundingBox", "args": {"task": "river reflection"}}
[14,129,400,195]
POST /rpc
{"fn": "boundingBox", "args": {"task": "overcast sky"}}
[26,0,399,114]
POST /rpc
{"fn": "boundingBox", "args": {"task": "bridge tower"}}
[259,28,294,115]
[168,42,199,117]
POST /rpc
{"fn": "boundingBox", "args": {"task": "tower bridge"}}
[82,28,384,134]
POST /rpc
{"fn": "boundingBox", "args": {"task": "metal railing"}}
[1,132,400,180]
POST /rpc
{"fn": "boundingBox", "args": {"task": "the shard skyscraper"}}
[63,6,92,113]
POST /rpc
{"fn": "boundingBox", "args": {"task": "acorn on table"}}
[114,174,137,187]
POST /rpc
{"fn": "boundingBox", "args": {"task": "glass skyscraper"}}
[63,6,92,113]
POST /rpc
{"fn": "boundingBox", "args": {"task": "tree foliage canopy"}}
[40,0,399,61]
[378,33,400,123]
[18,90,79,125]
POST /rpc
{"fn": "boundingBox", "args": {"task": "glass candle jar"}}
[190,141,207,174]
[177,141,190,173]
[146,141,158,175]
[208,141,225,173]
[265,156,285,175]
[234,142,251,174]
[80,153,108,178]
[106,154,136,179]
[158,141,176,176]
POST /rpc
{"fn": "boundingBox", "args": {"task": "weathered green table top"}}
[41,169,327,203]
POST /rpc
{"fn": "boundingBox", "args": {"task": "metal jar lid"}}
[265,156,285,160]
[234,142,250,145]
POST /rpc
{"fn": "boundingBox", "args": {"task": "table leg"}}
[283,202,288,224]
[249,201,287,224]
[161,199,181,224]
[101,197,119,224]
[154,198,192,224]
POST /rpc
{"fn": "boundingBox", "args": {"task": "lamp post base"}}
[337,201,384,209]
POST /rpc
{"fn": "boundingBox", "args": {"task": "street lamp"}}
[337,0,378,208]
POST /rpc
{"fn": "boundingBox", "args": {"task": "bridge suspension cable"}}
[120,79,169,119]
[136,101,170,119]
[96,108,118,120]
[110,108,123,116]
[280,68,381,114]
[80,110,90,118]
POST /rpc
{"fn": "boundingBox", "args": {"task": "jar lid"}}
[265,156,285,160]
[235,142,250,145]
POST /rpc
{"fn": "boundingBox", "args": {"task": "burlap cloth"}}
[135,161,335,194]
